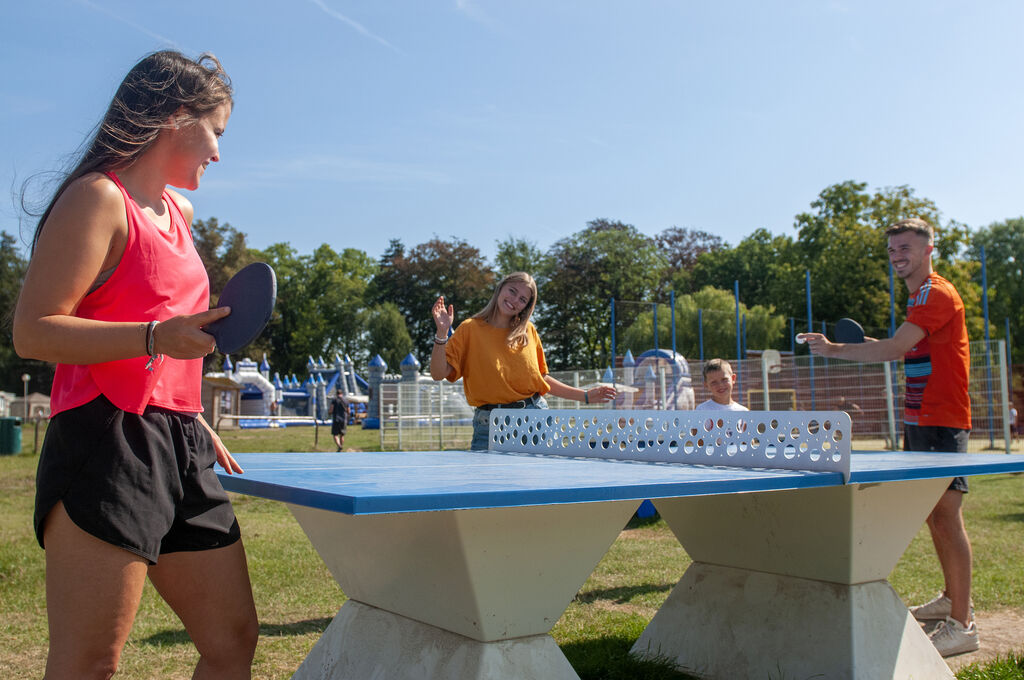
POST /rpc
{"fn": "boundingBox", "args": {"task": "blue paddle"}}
[204,262,277,354]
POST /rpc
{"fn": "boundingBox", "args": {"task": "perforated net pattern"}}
[489,409,852,481]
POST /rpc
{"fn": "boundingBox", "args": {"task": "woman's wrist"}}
[583,388,589,404]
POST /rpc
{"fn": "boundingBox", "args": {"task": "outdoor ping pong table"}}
[218,409,1024,680]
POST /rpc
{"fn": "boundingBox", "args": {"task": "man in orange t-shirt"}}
[798,218,976,657]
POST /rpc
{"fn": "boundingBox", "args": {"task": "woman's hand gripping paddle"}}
[203,262,277,354]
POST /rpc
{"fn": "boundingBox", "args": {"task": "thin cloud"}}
[307,0,402,54]
[455,0,502,31]
[73,0,178,46]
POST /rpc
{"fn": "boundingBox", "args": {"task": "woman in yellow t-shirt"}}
[430,271,616,450]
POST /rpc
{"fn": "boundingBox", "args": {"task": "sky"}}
[3,1,1024,264]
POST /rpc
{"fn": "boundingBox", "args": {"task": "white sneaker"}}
[909,592,974,622]
[910,592,951,620]
[928,616,979,657]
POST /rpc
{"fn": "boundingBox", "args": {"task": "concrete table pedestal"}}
[287,499,639,679]
[633,477,955,680]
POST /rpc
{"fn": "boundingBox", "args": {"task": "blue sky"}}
[3,1,1023,263]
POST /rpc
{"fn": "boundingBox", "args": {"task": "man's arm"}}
[800,321,926,363]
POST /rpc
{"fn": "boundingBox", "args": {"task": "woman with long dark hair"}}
[13,51,258,679]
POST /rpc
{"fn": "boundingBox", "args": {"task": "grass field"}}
[2,422,1023,679]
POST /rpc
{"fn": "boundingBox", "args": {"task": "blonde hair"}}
[473,272,538,349]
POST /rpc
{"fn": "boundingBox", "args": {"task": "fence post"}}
[378,384,386,451]
[999,339,1011,454]
[396,383,403,451]
[884,362,897,451]
[761,354,771,411]
[698,309,704,360]
[658,367,667,410]
[438,382,445,451]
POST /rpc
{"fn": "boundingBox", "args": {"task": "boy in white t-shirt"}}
[696,358,748,411]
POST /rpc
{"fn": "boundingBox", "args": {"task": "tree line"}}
[2,180,1021,395]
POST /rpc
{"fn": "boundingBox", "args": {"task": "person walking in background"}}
[1011,403,1019,444]
[799,217,975,657]
[330,387,350,451]
[695,358,748,412]
[430,272,616,451]
[12,51,258,679]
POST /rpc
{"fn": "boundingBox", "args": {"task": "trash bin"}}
[0,416,22,455]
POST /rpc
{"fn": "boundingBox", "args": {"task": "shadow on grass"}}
[138,617,331,647]
[626,513,662,529]
[562,634,696,680]
[576,582,674,605]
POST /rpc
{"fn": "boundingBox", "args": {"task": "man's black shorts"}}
[904,424,970,493]
[34,395,241,564]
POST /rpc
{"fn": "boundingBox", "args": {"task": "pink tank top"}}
[49,172,210,416]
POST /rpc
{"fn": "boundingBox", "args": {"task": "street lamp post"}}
[21,374,30,421]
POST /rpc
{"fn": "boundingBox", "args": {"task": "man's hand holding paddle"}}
[797,317,870,357]
[798,316,925,364]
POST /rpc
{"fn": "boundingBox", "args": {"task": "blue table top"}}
[217,450,1024,515]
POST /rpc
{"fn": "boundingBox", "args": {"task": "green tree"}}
[691,228,803,320]
[791,181,894,331]
[192,216,254,297]
[0,232,52,393]
[621,286,786,361]
[969,218,1024,361]
[539,219,667,369]
[364,302,414,370]
[656,226,725,294]
[785,181,978,338]
[494,237,549,286]
[367,239,406,308]
[255,243,376,376]
[369,236,494,357]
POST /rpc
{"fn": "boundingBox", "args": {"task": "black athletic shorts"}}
[904,424,970,493]
[34,395,241,564]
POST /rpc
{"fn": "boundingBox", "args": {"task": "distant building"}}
[0,391,14,417]
[11,392,51,420]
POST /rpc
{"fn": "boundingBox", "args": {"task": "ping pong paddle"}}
[204,262,277,354]
[834,318,865,344]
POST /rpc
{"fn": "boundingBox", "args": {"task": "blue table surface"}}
[217,450,1024,515]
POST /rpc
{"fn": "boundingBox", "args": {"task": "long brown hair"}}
[27,50,233,252]
[473,272,538,349]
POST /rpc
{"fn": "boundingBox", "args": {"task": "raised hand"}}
[432,296,455,337]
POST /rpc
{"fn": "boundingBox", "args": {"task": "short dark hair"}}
[885,218,933,244]
[702,358,733,381]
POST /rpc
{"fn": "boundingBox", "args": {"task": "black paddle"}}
[833,317,866,344]
[203,262,277,354]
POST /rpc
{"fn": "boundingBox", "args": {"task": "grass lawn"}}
[2,422,1023,679]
